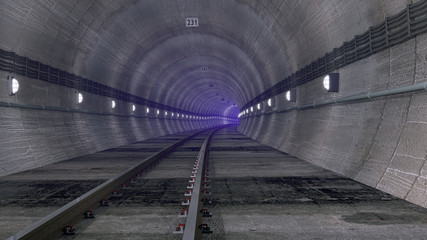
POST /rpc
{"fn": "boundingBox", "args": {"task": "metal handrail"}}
[241,81,427,118]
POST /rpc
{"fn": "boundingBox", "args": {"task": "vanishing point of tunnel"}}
[1,0,427,239]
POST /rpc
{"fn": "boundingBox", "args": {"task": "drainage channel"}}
[6,128,220,240]
[173,128,220,239]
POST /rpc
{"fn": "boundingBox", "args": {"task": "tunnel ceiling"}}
[0,0,409,117]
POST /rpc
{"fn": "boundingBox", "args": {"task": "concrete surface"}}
[207,127,427,239]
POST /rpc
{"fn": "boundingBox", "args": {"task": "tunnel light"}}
[257,103,260,110]
[165,111,168,116]
[246,109,248,114]
[250,106,253,112]
[8,76,19,95]
[172,112,174,117]
[157,109,160,115]
[323,75,330,90]
[286,89,296,102]
[146,107,150,113]
[132,104,136,112]
[268,98,272,107]
[76,92,83,104]
[177,113,180,117]
[323,73,339,92]
[111,100,116,108]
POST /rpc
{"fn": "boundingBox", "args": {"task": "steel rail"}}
[7,128,213,240]
[182,127,221,240]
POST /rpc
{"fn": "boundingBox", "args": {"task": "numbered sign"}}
[186,17,199,27]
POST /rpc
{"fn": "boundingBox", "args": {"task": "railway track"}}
[7,125,427,240]
[7,126,226,240]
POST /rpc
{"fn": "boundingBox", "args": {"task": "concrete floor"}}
[2,126,427,239]
[205,127,427,239]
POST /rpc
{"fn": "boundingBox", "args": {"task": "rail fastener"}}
[111,190,123,197]
[199,223,213,234]
[178,209,189,218]
[173,224,185,234]
[182,198,191,206]
[84,210,95,219]
[184,190,193,196]
[100,199,110,206]
[63,225,76,235]
[200,209,212,218]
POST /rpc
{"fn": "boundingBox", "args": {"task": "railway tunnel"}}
[1,0,427,239]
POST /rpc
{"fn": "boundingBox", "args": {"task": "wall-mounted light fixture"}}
[285,89,296,102]
[132,104,136,112]
[257,103,261,110]
[323,73,339,92]
[111,100,116,108]
[267,98,272,107]
[76,92,83,104]
[8,76,19,95]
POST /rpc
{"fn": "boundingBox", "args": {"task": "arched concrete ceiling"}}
[0,0,412,117]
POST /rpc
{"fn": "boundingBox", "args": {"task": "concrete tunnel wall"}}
[238,35,427,208]
[0,0,427,210]
[0,71,224,176]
